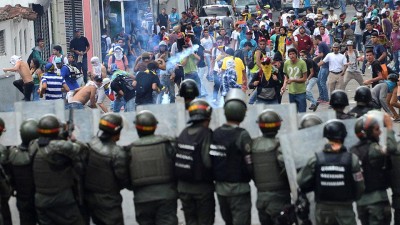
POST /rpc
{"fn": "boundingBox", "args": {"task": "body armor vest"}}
[391,154,400,194]
[129,135,174,187]
[175,126,213,182]
[85,137,121,193]
[32,142,73,195]
[210,127,251,183]
[351,140,390,193]
[9,145,34,198]
[252,137,289,192]
[349,105,373,118]
[315,151,355,202]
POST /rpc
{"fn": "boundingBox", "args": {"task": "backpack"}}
[112,74,135,94]
[247,48,265,70]
[101,37,108,54]
[65,64,82,79]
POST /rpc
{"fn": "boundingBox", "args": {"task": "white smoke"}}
[166,44,200,71]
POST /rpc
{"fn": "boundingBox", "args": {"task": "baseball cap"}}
[161,26,166,30]
[45,63,55,72]
[346,40,353,46]
[114,46,123,51]
[54,57,62,64]
[101,78,111,88]
[332,43,340,48]
[225,48,235,56]
[141,52,150,59]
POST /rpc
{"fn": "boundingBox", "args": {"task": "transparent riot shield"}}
[71,109,100,143]
[136,103,186,137]
[15,99,66,122]
[240,104,263,138]
[341,119,359,150]
[366,111,387,148]
[209,107,226,130]
[262,103,298,134]
[117,111,139,146]
[0,112,21,146]
[297,110,336,128]
[279,123,327,201]
[0,75,23,112]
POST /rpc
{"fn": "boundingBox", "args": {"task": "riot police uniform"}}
[252,110,291,225]
[210,89,253,225]
[348,86,374,118]
[391,144,400,225]
[175,99,215,225]
[179,79,200,109]
[297,120,365,225]
[4,119,39,225]
[85,113,130,225]
[299,114,323,129]
[350,114,397,225]
[0,118,11,225]
[330,90,355,119]
[30,114,86,225]
[128,110,178,225]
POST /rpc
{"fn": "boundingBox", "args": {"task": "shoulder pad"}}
[131,135,170,146]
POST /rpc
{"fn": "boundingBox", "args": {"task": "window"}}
[0,30,5,56]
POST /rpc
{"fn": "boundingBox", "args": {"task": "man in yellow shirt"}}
[220,48,247,92]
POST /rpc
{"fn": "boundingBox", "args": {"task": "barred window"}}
[0,30,5,56]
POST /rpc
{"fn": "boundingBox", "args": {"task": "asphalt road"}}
[6,5,399,225]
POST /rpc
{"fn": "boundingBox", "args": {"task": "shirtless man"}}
[3,55,34,101]
[67,75,102,109]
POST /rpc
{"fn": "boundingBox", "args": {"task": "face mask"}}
[114,50,123,60]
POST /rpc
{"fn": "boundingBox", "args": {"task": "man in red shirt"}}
[294,26,312,55]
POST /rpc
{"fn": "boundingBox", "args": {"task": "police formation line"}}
[0,88,398,225]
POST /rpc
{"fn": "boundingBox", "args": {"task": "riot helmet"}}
[354,115,380,141]
[20,119,39,145]
[188,99,212,123]
[257,109,282,136]
[323,119,347,142]
[134,110,158,137]
[354,86,372,105]
[99,113,123,135]
[299,114,323,129]
[330,90,349,108]
[179,79,199,108]
[37,114,61,138]
[224,89,247,123]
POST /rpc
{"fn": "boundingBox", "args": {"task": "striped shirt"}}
[41,72,66,100]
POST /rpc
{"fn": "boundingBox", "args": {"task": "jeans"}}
[32,84,40,101]
[13,79,34,101]
[318,67,329,101]
[394,50,400,73]
[213,71,222,100]
[184,72,202,94]
[204,55,212,81]
[113,97,135,112]
[289,92,307,112]
[66,102,84,110]
[198,66,209,96]
[306,77,318,106]
[249,90,257,104]
[294,8,299,18]
[340,0,346,13]
[355,34,363,52]
[74,54,88,83]
[157,75,176,103]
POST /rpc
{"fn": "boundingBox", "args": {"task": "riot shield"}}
[15,99,66,122]
[0,112,21,146]
[117,111,139,146]
[0,74,23,112]
[279,123,327,201]
[136,103,186,137]
[366,111,387,148]
[209,107,226,130]
[297,110,336,128]
[262,103,298,134]
[71,109,100,143]
[341,119,359,150]
[240,104,263,138]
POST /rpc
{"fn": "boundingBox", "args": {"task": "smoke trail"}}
[166,44,200,71]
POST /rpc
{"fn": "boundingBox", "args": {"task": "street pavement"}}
[5,5,399,225]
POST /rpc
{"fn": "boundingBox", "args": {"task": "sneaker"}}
[313,102,319,112]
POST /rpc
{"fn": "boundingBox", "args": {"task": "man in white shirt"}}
[328,8,338,28]
[317,42,348,95]
[201,29,215,77]
[282,10,294,27]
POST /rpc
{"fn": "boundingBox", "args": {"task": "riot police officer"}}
[252,109,291,224]
[179,79,200,109]
[348,86,374,118]
[175,99,215,225]
[299,114,323,129]
[330,90,355,119]
[350,113,397,225]
[297,119,365,225]
[5,119,39,225]
[210,89,253,225]
[85,113,130,225]
[128,110,178,225]
[0,117,10,225]
[30,114,86,225]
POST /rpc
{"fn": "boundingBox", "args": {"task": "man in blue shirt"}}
[239,31,257,53]
[313,35,331,103]
[40,63,69,100]
[169,8,180,29]
[55,57,79,91]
